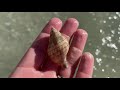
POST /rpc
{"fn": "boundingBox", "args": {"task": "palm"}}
[10,18,94,78]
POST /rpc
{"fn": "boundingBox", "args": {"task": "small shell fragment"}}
[47,27,69,68]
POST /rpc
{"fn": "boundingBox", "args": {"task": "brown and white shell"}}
[47,27,69,68]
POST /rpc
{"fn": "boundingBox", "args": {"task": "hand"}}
[9,18,94,78]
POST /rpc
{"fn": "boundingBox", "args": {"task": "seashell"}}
[47,27,69,68]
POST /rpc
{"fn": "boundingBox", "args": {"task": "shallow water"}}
[0,12,119,78]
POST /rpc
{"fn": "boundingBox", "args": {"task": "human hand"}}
[9,18,94,78]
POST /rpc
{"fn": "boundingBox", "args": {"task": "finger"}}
[60,18,79,40]
[68,29,88,65]
[16,18,62,70]
[76,52,94,78]
[60,18,79,37]
[59,29,88,78]
[42,17,62,34]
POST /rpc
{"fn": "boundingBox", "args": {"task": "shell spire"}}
[47,27,69,68]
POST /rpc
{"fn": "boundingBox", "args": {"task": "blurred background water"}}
[0,12,120,78]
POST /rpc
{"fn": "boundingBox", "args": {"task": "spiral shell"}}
[47,27,69,68]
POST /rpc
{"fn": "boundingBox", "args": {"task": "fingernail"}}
[49,17,62,26]
[77,29,88,36]
[66,18,79,26]
[83,52,94,60]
